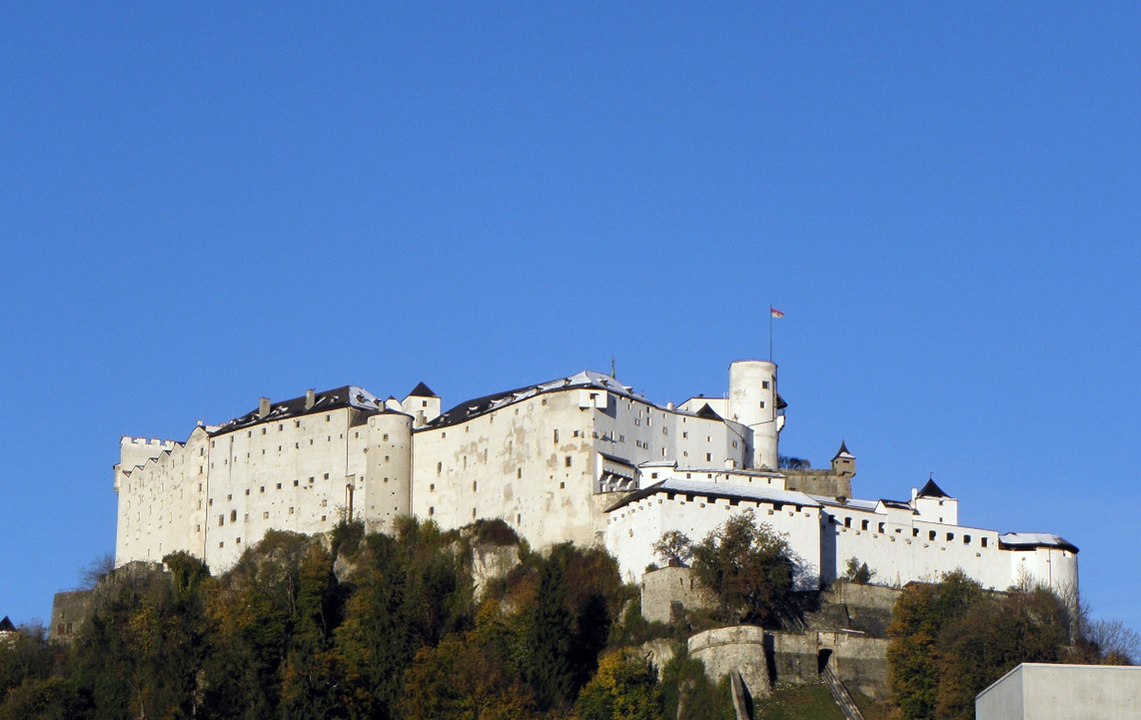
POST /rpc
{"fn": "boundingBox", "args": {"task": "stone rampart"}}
[772,630,890,699]
[782,469,851,498]
[641,566,715,624]
[815,581,901,635]
[688,626,771,700]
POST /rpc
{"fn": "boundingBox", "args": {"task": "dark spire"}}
[695,403,722,420]
[917,477,950,498]
[406,381,438,398]
[832,440,854,460]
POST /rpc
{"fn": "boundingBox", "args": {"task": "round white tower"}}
[365,411,414,533]
[728,360,781,470]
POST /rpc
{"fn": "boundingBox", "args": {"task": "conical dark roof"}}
[0,616,14,632]
[833,440,854,460]
[917,478,950,498]
[406,381,438,398]
[695,403,722,420]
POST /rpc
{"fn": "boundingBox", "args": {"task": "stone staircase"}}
[781,609,866,720]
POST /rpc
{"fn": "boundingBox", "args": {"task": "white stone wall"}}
[821,506,1077,594]
[605,491,823,588]
[411,390,602,548]
[115,406,406,572]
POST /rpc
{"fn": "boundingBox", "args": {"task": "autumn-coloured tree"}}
[691,510,795,625]
[574,648,664,720]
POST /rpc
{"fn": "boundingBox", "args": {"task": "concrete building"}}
[976,663,1141,719]
[114,360,1078,596]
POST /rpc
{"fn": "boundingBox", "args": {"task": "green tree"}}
[935,588,1072,720]
[652,530,694,567]
[691,511,796,625]
[886,571,982,720]
[522,546,577,710]
[333,532,417,720]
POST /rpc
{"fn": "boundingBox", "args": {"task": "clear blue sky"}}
[2,5,1138,635]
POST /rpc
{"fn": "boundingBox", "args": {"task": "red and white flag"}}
[770,306,785,319]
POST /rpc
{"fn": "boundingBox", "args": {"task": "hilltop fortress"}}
[115,361,1077,594]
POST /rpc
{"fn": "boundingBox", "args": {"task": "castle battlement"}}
[112,361,1078,596]
[121,436,178,449]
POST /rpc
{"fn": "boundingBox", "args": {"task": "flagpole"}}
[769,308,773,362]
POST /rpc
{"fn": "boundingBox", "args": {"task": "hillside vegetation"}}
[2,516,1132,720]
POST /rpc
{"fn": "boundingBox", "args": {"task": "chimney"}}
[258,397,271,419]
[305,389,315,410]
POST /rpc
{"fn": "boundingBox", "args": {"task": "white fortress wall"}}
[200,405,366,569]
[412,388,602,548]
[605,484,823,588]
[822,505,1077,593]
[360,412,413,534]
[115,432,205,566]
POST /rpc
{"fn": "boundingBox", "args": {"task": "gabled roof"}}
[0,616,14,633]
[917,478,950,498]
[210,385,396,436]
[406,381,438,399]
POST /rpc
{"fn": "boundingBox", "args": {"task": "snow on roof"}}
[429,371,648,428]
[999,532,1079,553]
[210,385,397,435]
[607,479,820,513]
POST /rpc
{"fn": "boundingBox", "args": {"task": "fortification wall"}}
[411,390,602,548]
[782,469,852,498]
[116,406,397,572]
[771,631,890,699]
[688,626,771,700]
[49,590,92,644]
[116,429,208,566]
[606,491,823,586]
[824,509,1077,593]
[641,566,715,624]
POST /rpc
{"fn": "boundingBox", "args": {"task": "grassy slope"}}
[754,682,845,720]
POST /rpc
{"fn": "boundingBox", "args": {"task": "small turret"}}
[402,382,441,428]
[831,440,856,478]
[913,476,958,524]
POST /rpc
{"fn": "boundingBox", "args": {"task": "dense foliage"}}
[0,519,722,719]
[690,510,797,626]
[886,571,1130,720]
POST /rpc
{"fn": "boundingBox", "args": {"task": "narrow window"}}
[565,456,572,468]
[230,510,237,522]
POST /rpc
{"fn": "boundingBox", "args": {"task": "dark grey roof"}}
[833,440,853,460]
[776,393,788,410]
[917,479,950,498]
[0,616,14,632]
[427,371,642,429]
[406,381,438,398]
[210,385,393,436]
[695,403,722,420]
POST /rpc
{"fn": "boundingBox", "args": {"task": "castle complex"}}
[115,361,1078,594]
